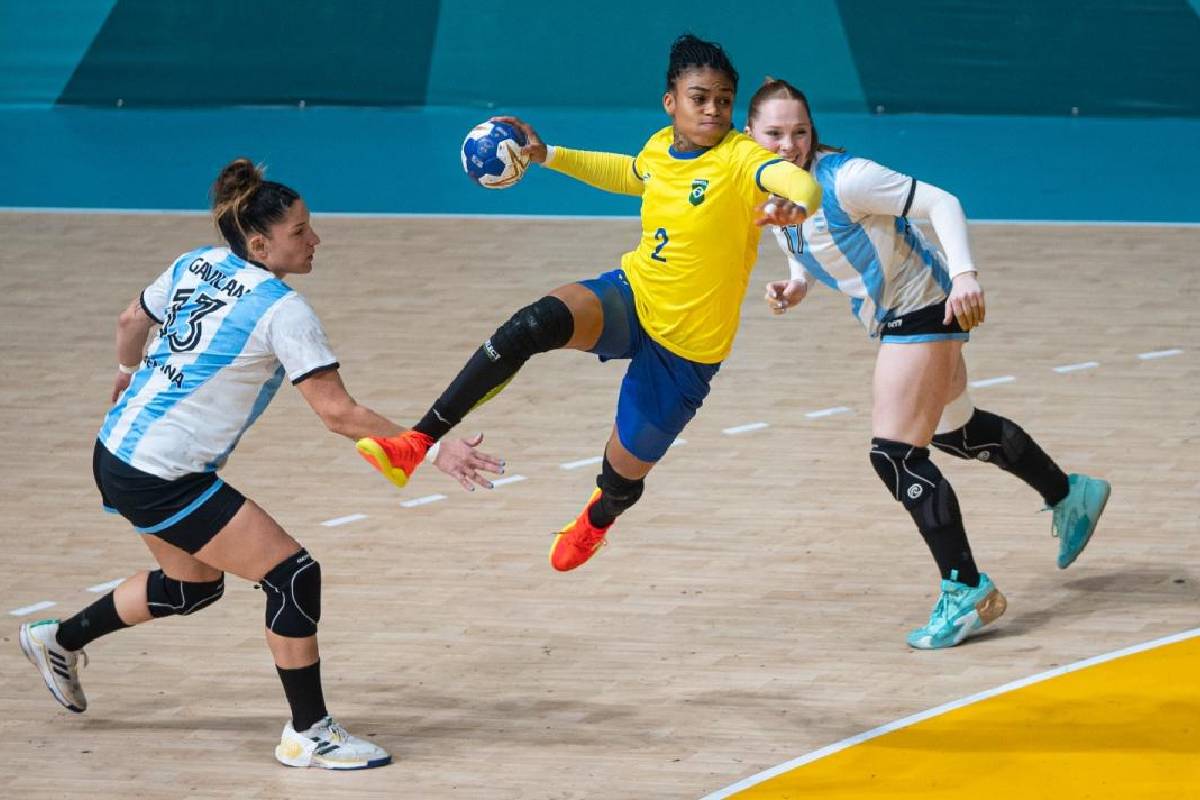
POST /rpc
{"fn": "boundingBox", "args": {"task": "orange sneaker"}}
[356,431,434,489]
[549,489,611,572]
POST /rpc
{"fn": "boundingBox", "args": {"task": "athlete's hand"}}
[434,432,505,492]
[764,279,808,315]
[490,116,548,164]
[111,371,132,403]
[945,272,985,330]
[755,196,808,227]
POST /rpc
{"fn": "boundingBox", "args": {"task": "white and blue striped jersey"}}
[99,246,338,480]
[772,151,952,337]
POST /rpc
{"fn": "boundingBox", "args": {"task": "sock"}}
[277,660,329,732]
[55,592,129,651]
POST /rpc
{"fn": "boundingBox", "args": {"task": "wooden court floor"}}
[1,213,1197,799]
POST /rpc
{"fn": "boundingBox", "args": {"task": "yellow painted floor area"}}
[732,636,1200,799]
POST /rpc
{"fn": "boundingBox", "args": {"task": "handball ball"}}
[461,121,529,189]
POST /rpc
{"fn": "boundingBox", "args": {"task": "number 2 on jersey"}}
[651,227,669,262]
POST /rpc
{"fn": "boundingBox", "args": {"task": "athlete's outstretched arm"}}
[491,115,644,197]
[757,160,822,226]
[111,296,156,402]
[296,369,503,491]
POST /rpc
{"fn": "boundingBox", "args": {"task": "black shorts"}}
[878,301,969,343]
[92,439,246,554]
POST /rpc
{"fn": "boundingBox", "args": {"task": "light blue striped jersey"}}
[99,246,338,479]
[771,152,951,337]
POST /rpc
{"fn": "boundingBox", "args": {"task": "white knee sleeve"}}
[936,389,975,435]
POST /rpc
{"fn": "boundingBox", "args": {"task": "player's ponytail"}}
[666,34,738,92]
[748,78,843,169]
[211,158,299,259]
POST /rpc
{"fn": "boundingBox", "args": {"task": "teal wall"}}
[2,0,1198,116]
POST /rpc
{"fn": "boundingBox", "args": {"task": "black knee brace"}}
[931,409,1030,470]
[588,456,646,528]
[146,570,224,618]
[485,296,574,366]
[870,437,977,583]
[869,438,960,529]
[260,549,321,638]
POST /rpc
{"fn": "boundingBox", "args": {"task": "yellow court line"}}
[706,628,1200,800]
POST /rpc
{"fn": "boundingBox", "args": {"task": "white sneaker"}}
[275,716,391,770]
[19,619,87,713]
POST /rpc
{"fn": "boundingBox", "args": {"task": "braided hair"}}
[665,34,738,92]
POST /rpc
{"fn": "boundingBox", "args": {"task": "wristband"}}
[118,363,139,375]
[424,441,441,463]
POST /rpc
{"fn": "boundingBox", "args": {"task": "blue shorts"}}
[578,270,720,463]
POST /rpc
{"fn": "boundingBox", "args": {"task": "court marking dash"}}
[9,601,56,617]
[401,494,447,508]
[1138,349,1183,360]
[969,376,1016,388]
[321,513,368,527]
[1053,361,1100,373]
[723,422,770,435]
[492,474,527,488]
[560,456,603,470]
[87,579,124,594]
[805,406,851,419]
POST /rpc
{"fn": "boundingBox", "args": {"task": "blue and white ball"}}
[461,121,529,189]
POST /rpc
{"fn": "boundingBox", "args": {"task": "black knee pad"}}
[260,549,321,638]
[485,296,574,365]
[593,455,645,521]
[146,570,224,618]
[931,409,1030,470]
[870,438,961,531]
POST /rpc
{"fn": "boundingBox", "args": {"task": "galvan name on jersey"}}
[188,258,252,299]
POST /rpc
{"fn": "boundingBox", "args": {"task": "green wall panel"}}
[425,0,867,114]
[0,0,116,105]
[838,0,1200,116]
[57,0,440,106]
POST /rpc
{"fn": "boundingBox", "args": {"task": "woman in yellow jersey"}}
[745,79,1111,649]
[356,35,822,571]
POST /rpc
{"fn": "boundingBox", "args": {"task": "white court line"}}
[1138,349,1183,360]
[700,626,1200,799]
[669,437,688,448]
[560,456,603,470]
[9,601,56,617]
[805,406,851,419]
[400,494,446,508]
[491,474,527,488]
[969,375,1016,388]
[723,422,770,435]
[87,579,124,594]
[321,513,368,527]
[1053,361,1100,373]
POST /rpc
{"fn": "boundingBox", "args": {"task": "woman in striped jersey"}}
[745,79,1111,649]
[19,158,502,769]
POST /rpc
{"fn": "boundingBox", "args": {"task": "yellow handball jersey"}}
[546,125,821,363]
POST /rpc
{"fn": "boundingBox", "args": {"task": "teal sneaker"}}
[1051,473,1112,569]
[906,572,1007,650]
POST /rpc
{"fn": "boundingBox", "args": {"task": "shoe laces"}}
[308,716,348,745]
[572,521,608,551]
